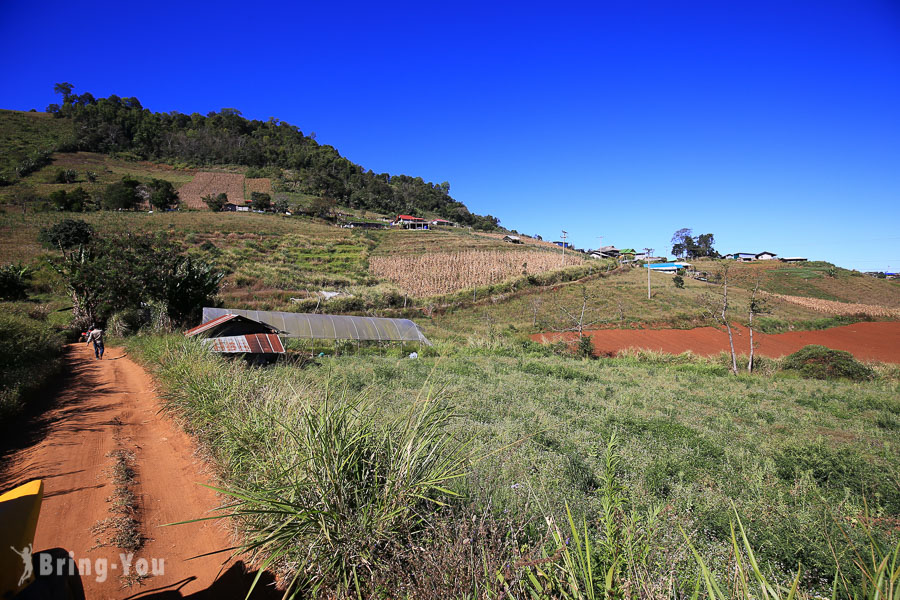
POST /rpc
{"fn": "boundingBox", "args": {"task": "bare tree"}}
[545,285,606,338]
[703,264,738,374]
[747,276,770,373]
[529,296,543,329]
[643,247,654,299]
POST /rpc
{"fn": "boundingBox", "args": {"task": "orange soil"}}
[533,321,900,364]
[0,346,277,598]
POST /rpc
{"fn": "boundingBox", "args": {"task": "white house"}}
[755,251,777,260]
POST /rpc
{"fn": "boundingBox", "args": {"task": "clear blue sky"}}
[2,0,898,271]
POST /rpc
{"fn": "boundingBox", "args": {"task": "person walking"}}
[86,325,104,359]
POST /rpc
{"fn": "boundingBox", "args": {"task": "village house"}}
[755,251,777,260]
[394,215,428,229]
[725,252,757,262]
[503,235,523,244]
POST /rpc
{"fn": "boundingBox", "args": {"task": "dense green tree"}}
[202,192,229,211]
[48,85,500,230]
[250,191,271,211]
[101,177,140,210]
[53,82,74,104]
[671,228,717,259]
[148,179,179,210]
[696,233,718,258]
[50,233,221,326]
[39,218,94,250]
[307,196,336,219]
[273,195,290,213]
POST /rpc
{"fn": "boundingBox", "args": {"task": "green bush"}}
[0,312,64,424]
[0,264,30,300]
[576,334,594,358]
[781,345,874,381]
[39,218,95,249]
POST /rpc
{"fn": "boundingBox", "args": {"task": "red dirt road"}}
[533,321,900,363]
[0,346,277,599]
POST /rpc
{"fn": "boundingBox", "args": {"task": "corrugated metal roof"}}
[184,313,240,337]
[202,307,431,345]
[202,334,285,354]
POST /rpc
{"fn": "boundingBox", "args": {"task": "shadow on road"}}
[122,561,282,599]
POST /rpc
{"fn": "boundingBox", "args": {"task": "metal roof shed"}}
[201,308,432,346]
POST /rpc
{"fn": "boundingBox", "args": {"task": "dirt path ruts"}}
[0,345,278,599]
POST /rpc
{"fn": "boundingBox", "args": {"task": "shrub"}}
[576,334,594,358]
[39,218,95,250]
[0,264,30,300]
[15,150,52,178]
[781,345,874,381]
[100,177,140,210]
[54,168,78,183]
[0,313,63,424]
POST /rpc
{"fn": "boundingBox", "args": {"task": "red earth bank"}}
[532,321,900,364]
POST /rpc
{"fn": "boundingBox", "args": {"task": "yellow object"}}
[0,479,43,598]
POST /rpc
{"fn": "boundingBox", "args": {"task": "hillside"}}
[1,88,501,229]
[0,109,73,175]
[3,208,898,345]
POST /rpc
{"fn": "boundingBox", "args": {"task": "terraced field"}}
[177,171,246,208]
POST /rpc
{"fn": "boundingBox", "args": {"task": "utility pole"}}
[561,230,568,264]
[644,247,654,299]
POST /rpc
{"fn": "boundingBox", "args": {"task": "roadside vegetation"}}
[0,310,64,426]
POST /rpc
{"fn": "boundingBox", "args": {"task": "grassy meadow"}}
[127,334,900,597]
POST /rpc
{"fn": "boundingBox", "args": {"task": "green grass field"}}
[127,334,900,597]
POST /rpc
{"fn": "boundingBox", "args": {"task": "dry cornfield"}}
[245,178,272,196]
[369,250,585,296]
[765,292,900,318]
[177,172,246,209]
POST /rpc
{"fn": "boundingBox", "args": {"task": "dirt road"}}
[0,345,277,599]
[534,321,900,363]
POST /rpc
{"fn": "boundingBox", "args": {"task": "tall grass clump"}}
[212,390,471,597]
[684,505,900,600]
[0,310,64,425]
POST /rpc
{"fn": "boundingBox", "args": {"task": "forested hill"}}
[41,84,501,229]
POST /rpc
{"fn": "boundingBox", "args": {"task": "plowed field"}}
[245,178,272,196]
[178,172,246,209]
[533,321,900,363]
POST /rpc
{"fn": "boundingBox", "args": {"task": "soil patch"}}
[533,321,900,364]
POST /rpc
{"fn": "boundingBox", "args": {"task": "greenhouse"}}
[201,308,432,346]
